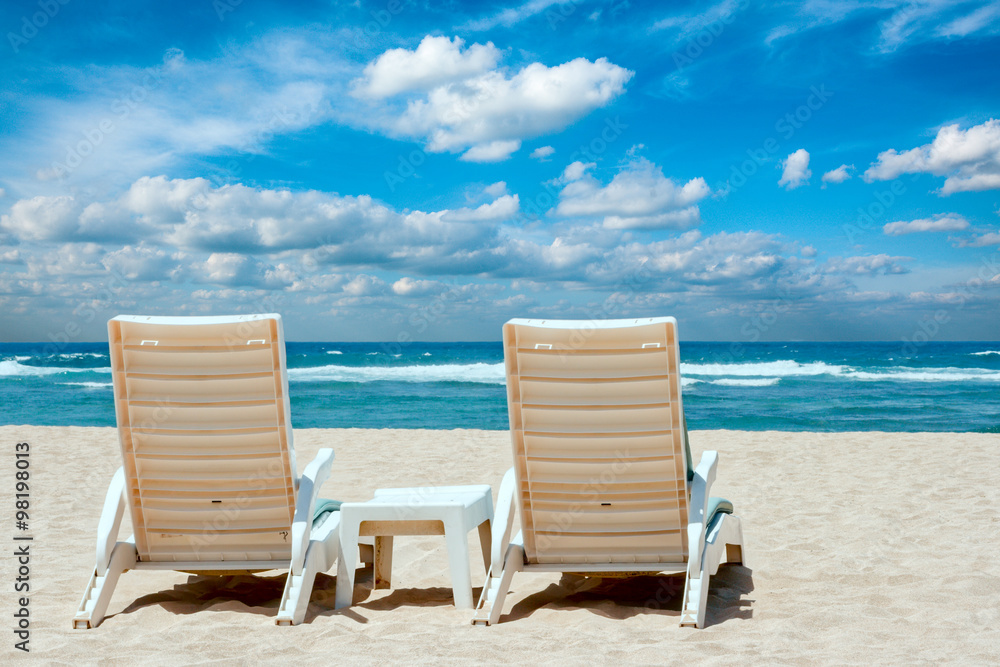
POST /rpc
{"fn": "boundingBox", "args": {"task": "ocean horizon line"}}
[3,339,1000,345]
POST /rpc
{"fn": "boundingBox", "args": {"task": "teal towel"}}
[706,497,734,527]
[312,498,342,525]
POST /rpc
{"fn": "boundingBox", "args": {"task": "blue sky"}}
[1,0,999,342]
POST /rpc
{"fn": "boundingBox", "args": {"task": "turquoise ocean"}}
[1,341,999,432]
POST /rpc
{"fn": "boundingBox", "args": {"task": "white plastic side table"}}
[335,485,493,609]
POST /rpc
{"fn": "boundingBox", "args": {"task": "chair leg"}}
[726,543,744,565]
[277,513,341,626]
[726,516,747,568]
[276,543,326,626]
[276,564,316,625]
[472,542,523,626]
[359,540,374,566]
[707,514,747,574]
[681,514,747,628]
[679,568,711,628]
[72,542,135,629]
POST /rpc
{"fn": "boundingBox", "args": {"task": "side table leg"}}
[477,519,492,573]
[335,511,361,609]
[374,536,393,590]
[444,515,474,608]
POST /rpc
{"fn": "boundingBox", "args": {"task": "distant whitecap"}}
[681,360,842,377]
[712,378,781,387]
[288,362,506,384]
[0,360,111,377]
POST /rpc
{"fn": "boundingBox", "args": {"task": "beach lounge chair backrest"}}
[502,317,689,565]
[77,313,344,628]
[107,314,297,562]
[476,316,745,628]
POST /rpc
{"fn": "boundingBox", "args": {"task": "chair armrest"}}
[96,467,127,573]
[687,451,718,574]
[290,448,335,574]
[490,468,517,574]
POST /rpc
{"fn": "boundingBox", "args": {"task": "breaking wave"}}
[288,362,506,384]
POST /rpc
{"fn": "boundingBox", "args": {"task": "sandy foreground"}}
[2,426,999,665]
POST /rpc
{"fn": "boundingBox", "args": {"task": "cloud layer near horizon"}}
[1,172,924,338]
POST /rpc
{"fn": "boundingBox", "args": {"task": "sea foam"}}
[681,360,842,377]
[844,367,1000,382]
[712,378,781,387]
[288,362,506,384]
[0,360,111,377]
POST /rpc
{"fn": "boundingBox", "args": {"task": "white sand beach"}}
[3,425,999,664]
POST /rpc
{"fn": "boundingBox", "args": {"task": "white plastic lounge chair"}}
[74,314,343,628]
[472,317,746,628]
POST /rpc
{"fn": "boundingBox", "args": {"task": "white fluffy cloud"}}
[864,119,1000,194]
[391,277,447,297]
[101,245,180,281]
[778,149,811,190]
[0,174,804,294]
[883,213,970,236]
[104,247,303,290]
[352,36,500,99]
[821,164,853,186]
[0,177,520,279]
[633,231,790,286]
[354,38,633,162]
[483,182,508,198]
[198,253,297,289]
[952,232,1000,247]
[342,274,387,296]
[0,196,80,241]
[553,158,710,230]
[530,146,555,161]
[441,195,520,222]
[459,141,523,163]
[8,170,978,341]
[824,254,910,275]
[558,160,593,183]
